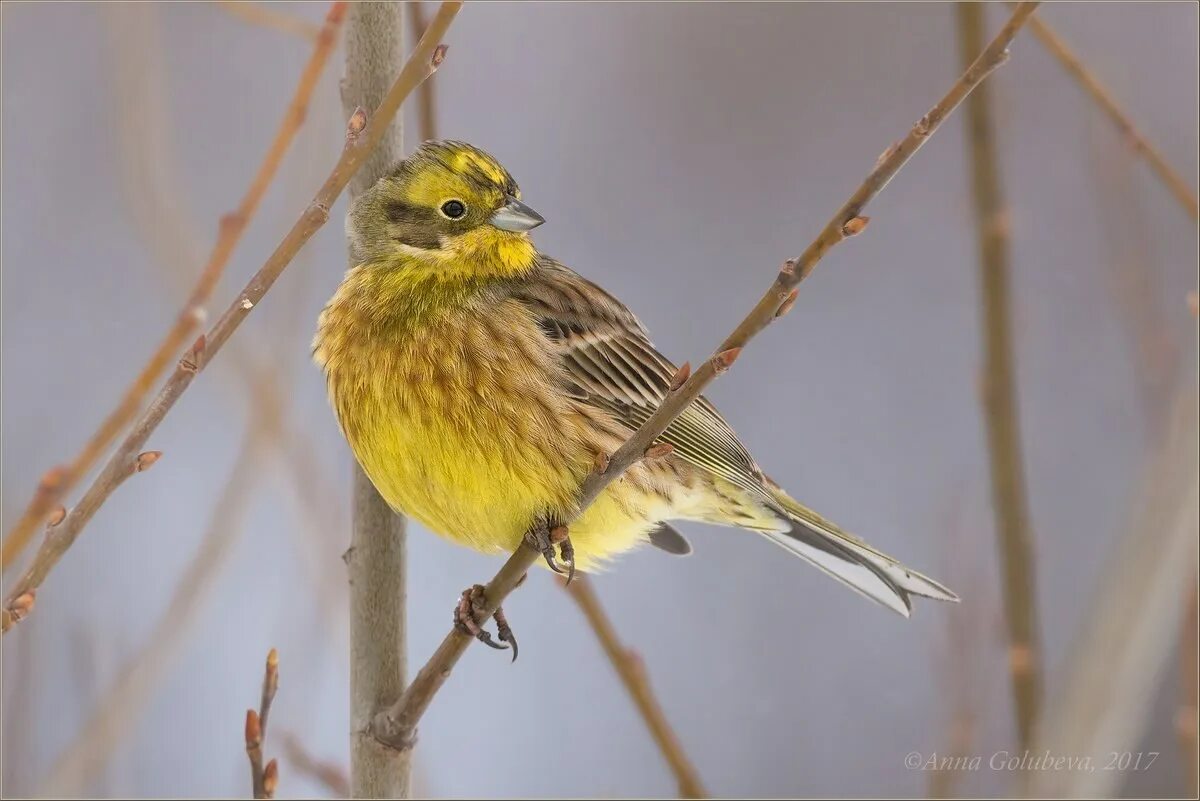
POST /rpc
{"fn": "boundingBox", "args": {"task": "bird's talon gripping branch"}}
[524,522,575,583]
[453,584,514,657]
[550,525,575,585]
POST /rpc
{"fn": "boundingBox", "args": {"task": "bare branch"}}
[0,0,349,572]
[956,1,1042,753]
[563,576,707,798]
[407,1,439,143]
[340,2,425,797]
[371,1,1042,753]
[282,734,351,799]
[41,422,271,795]
[1,0,463,631]
[1015,3,1198,220]
[214,0,322,42]
[247,648,281,799]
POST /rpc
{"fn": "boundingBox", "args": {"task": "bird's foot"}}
[453,584,518,662]
[524,522,575,585]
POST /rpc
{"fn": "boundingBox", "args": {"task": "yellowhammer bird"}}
[314,140,956,643]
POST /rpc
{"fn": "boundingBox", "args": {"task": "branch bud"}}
[347,107,368,136]
[46,506,67,528]
[643,443,674,461]
[135,451,162,472]
[712,347,742,374]
[263,759,279,797]
[668,362,691,391]
[245,709,262,747]
[841,216,870,237]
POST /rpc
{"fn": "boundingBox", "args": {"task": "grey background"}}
[2,1,1197,797]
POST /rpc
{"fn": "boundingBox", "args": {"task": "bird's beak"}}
[490,197,545,232]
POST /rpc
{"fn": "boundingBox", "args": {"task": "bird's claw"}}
[526,523,576,585]
[453,584,518,661]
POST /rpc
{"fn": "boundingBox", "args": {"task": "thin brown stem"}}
[1015,3,1198,221]
[371,1,1041,752]
[39,394,288,795]
[215,0,321,42]
[564,576,707,798]
[0,0,349,572]
[1,0,463,632]
[246,648,281,800]
[408,0,438,143]
[282,734,351,799]
[957,2,1042,753]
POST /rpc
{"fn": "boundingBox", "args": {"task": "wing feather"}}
[506,257,768,499]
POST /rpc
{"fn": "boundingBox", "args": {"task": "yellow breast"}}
[314,263,673,568]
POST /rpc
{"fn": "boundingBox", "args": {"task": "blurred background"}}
[2,1,1197,797]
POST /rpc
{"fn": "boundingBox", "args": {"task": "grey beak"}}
[490,197,545,232]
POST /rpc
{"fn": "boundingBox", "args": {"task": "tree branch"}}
[956,1,1042,754]
[1014,2,1198,221]
[41,413,276,794]
[407,1,438,143]
[1,0,464,632]
[282,734,351,799]
[0,0,348,573]
[371,0,1042,753]
[341,3,413,797]
[246,648,281,800]
[563,576,707,798]
[214,0,321,42]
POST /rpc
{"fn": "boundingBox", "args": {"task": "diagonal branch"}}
[957,1,1042,753]
[371,0,1042,753]
[563,577,707,798]
[1,0,464,634]
[1015,3,1198,221]
[0,0,349,572]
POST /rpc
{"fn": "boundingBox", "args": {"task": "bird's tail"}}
[763,486,959,617]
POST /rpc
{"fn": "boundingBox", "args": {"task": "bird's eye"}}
[440,199,466,219]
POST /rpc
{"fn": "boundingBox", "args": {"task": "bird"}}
[314,140,957,651]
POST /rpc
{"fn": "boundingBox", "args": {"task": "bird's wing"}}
[506,256,770,500]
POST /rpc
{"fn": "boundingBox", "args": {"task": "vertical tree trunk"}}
[342,3,410,797]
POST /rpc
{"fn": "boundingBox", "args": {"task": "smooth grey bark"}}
[342,3,410,797]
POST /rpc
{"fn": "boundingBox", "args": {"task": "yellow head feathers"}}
[345,141,541,278]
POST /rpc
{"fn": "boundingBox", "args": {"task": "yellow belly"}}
[315,282,663,569]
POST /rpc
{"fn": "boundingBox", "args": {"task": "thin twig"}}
[215,0,321,42]
[371,1,1042,752]
[1091,123,1180,437]
[0,0,349,573]
[247,648,281,800]
[407,1,438,143]
[563,576,707,798]
[957,2,1042,754]
[282,734,351,799]
[41,420,273,795]
[0,1,463,633]
[1014,3,1198,220]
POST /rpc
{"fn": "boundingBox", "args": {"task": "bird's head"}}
[347,140,543,275]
